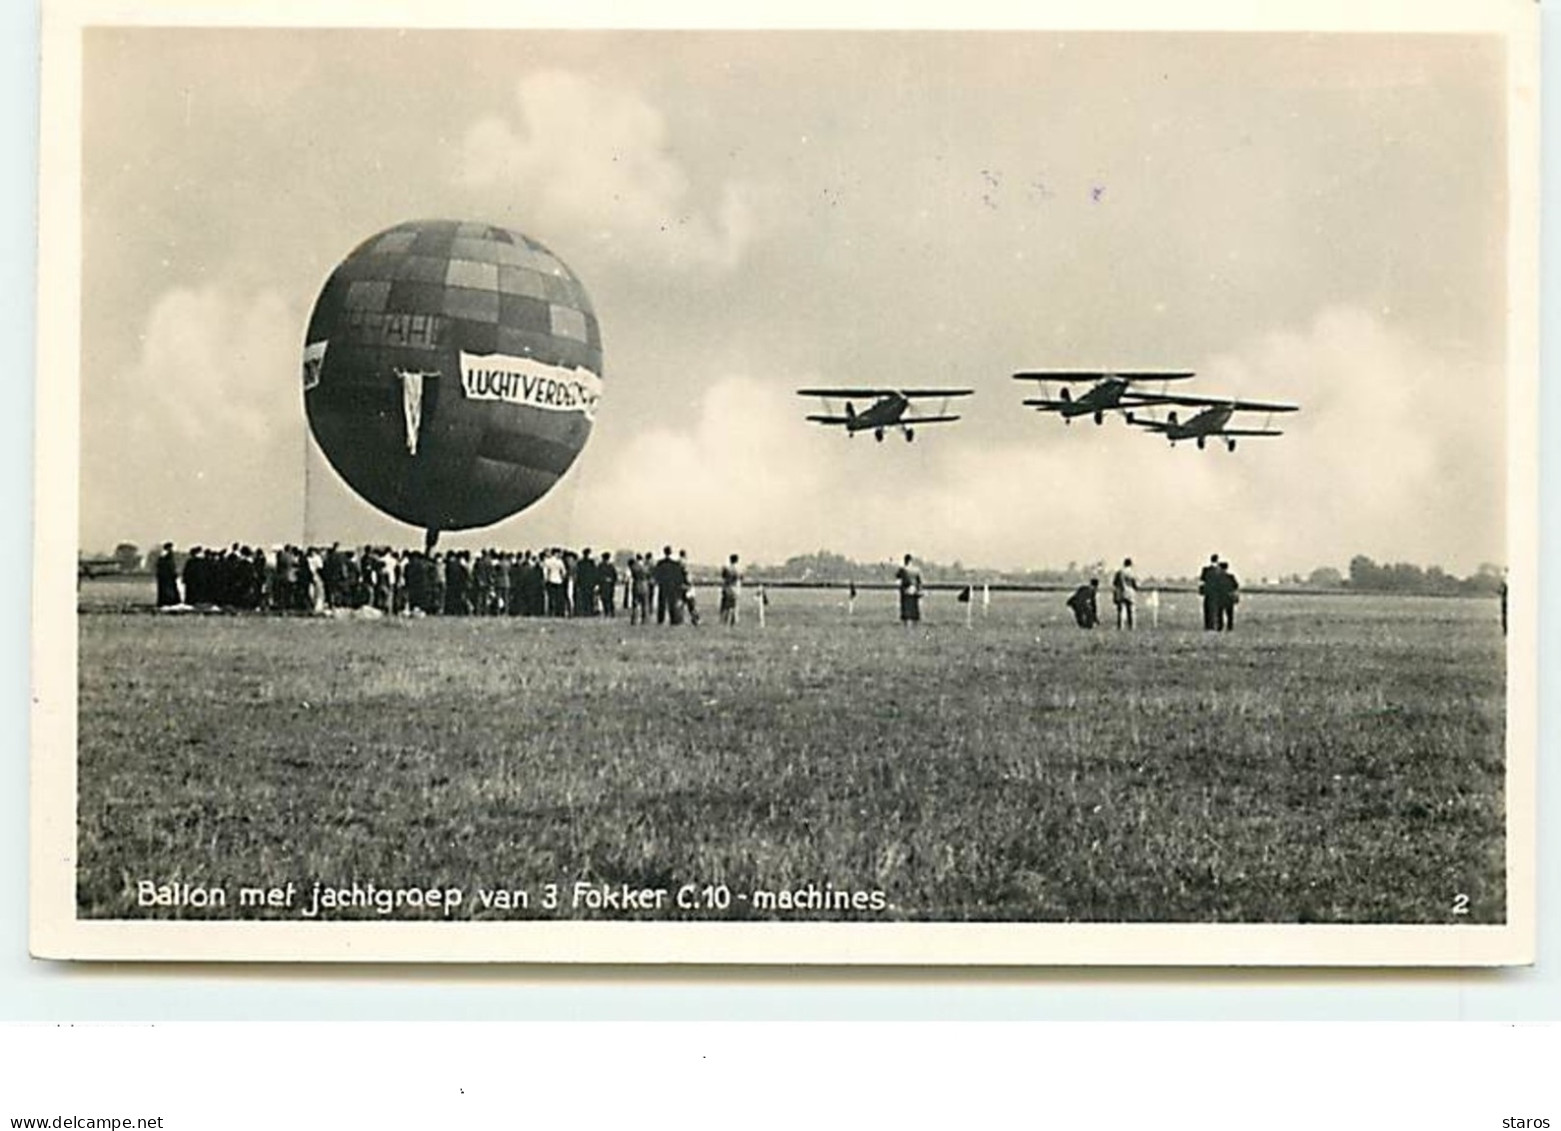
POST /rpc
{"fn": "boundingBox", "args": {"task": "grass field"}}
[75,579,1507,923]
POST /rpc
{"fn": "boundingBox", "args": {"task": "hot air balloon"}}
[302,219,602,547]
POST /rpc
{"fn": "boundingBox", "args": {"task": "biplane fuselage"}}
[1054,378,1132,418]
[1157,404,1236,441]
[842,392,912,432]
[799,387,970,442]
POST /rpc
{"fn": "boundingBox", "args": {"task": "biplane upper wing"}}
[1012,370,1195,383]
[797,387,971,398]
[796,387,891,398]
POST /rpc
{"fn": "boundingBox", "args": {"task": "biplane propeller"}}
[797,387,973,442]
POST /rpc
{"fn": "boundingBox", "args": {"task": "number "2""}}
[1452,893,1470,916]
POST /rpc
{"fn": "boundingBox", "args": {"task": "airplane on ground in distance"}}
[797,387,974,442]
[77,555,123,579]
[1125,392,1299,451]
[1012,370,1196,425]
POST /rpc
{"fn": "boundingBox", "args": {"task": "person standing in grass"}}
[1198,553,1222,631]
[678,549,699,626]
[155,542,181,607]
[653,547,683,625]
[1217,559,1240,631]
[596,551,618,618]
[542,548,568,617]
[1112,557,1139,630]
[720,553,742,626]
[895,553,924,626]
[629,553,651,625]
[575,548,598,617]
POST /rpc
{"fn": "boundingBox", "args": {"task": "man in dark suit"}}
[155,542,180,607]
[653,547,683,625]
[575,549,598,617]
[895,553,924,625]
[596,551,618,618]
[181,547,205,606]
[1198,553,1222,631]
[1217,559,1239,631]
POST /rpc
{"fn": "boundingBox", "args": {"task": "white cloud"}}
[458,70,757,271]
[575,376,827,559]
[81,285,307,549]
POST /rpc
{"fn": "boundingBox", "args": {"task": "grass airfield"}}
[76,581,1506,924]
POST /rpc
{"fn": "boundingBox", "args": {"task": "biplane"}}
[1125,393,1299,451]
[1012,370,1196,425]
[797,387,973,442]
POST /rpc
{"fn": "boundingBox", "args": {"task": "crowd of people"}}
[149,541,1257,631]
[154,542,748,625]
[1060,553,1240,631]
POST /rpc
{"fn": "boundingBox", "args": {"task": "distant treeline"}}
[82,543,1505,598]
[1335,555,1504,597]
[741,550,1505,597]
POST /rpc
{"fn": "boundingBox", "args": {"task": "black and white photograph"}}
[31,1,1538,963]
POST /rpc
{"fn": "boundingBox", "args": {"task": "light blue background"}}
[2,5,1554,1020]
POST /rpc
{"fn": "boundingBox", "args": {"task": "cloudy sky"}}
[77,27,1511,577]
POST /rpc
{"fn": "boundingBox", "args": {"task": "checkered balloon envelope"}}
[302,220,603,536]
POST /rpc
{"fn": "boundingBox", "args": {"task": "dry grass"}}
[76,584,1506,923]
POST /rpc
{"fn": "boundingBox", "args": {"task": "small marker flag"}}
[957,585,972,604]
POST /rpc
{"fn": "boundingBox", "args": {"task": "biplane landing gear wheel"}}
[1227,438,1238,453]
[1197,437,1207,450]
[1094,411,1104,425]
[1125,412,1135,424]
[905,428,915,442]
[875,428,885,442]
